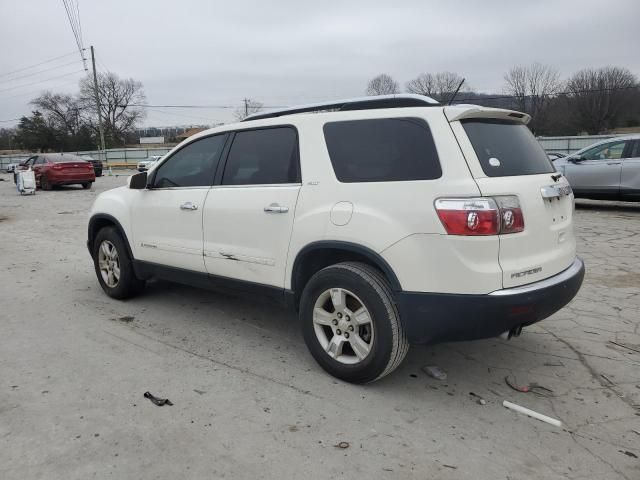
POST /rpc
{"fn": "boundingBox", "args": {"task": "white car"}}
[87,94,584,383]
[137,155,163,172]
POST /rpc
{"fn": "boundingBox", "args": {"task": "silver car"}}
[553,134,640,201]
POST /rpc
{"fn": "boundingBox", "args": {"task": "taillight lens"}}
[435,196,524,236]
[494,196,524,234]
[86,163,93,169]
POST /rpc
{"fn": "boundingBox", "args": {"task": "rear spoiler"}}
[444,105,531,125]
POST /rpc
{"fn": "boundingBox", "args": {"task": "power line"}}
[0,69,86,94]
[0,51,78,78]
[61,0,87,69]
[0,118,21,124]
[0,78,83,102]
[0,60,84,85]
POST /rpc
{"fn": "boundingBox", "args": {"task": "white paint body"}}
[89,103,577,295]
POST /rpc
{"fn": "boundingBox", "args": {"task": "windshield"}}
[462,119,555,177]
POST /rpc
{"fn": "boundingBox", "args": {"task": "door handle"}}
[606,162,622,165]
[264,203,289,214]
[180,202,198,211]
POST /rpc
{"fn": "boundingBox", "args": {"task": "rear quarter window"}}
[461,119,554,177]
[323,117,441,182]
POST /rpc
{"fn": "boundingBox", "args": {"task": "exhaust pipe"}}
[499,325,523,340]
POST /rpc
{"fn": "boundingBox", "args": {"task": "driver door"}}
[564,140,629,198]
[130,134,228,272]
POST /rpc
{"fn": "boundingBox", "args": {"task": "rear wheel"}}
[300,262,409,383]
[40,175,51,190]
[93,226,145,299]
[82,182,92,189]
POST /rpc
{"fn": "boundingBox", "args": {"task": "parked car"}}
[137,155,163,172]
[87,94,584,383]
[5,162,19,173]
[547,152,566,161]
[80,155,103,177]
[16,153,95,189]
[552,134,640,201]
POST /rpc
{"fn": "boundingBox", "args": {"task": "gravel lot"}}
[1,172,639,479]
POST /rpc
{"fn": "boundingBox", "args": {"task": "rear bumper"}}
[395,257,585,344]
[49,173,95,184]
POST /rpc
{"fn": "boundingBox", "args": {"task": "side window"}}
[631,140,640,158]
[581,141,626,160]
[221,127,299,185]
[153,134,227,188]
[323,118,442,182]
[34,157,46,165]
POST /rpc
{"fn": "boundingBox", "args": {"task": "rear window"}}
[461,119,554,177]
[48,155,85,163]
[323,117,441,182]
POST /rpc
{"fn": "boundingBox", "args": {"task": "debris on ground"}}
[600,374,615,385]
[422,365,447,380]
[505,375,553,396]
[334,441,350,449]
[543,361,564,367]
[443,464,458,469]
[112,315,135,323]
[469,392,486,405]
[620,450,638,458]
[193,389,206,395]
[502,400,562,427]
[143,391,173,406]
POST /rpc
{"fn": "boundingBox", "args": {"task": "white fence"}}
[536,134,619,155]
[0,134,627,170]
[0,147,173,169]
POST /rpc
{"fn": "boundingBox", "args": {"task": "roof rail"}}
[242,94,439,122]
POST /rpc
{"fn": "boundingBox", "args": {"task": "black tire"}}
[300,262,409,383]
[40,175,51,190]
[82,182,92,189]
[93,226,145,299]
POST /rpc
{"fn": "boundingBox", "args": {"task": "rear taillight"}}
[52,164,62,170]
[86,163,93,169]
[494,196,524,234]
[435,196,524,236]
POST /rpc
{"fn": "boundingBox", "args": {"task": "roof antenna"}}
[447,78,466,105]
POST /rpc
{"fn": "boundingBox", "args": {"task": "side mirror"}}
[569,156,584,164]
[129,171,148,189]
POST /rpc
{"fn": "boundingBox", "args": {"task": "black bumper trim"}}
[395,257,585,344]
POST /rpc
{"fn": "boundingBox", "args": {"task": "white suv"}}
[87,95,584,383]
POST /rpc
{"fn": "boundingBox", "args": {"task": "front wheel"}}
[82,182,92,189]
[93,226,145,299]
[300,262,409,383]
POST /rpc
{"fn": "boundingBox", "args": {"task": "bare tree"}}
[31,92,83,137]
[233,99,264,121]
[366,74,399,96]
[566,66,639,134]
[405,72,466,102]
[79,72,146,146]
[503,63,561,133]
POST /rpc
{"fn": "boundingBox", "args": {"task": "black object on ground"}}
[144,391,173,406]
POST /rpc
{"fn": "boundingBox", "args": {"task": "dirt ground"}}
[1,172,639,479]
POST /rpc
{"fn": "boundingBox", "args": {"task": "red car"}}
[16,153,95,190]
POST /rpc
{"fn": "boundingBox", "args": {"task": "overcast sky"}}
[1,0,639,128]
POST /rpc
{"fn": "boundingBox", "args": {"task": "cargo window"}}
[461,119,554,177]
[323,118,441,182]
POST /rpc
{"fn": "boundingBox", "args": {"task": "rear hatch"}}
[446,106,576,288]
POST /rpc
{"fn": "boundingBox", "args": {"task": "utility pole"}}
[244,98,249,118]
[90,46,106,153]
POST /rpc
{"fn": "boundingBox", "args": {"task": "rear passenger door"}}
[202,126,301,287]
[621,140,640,200]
